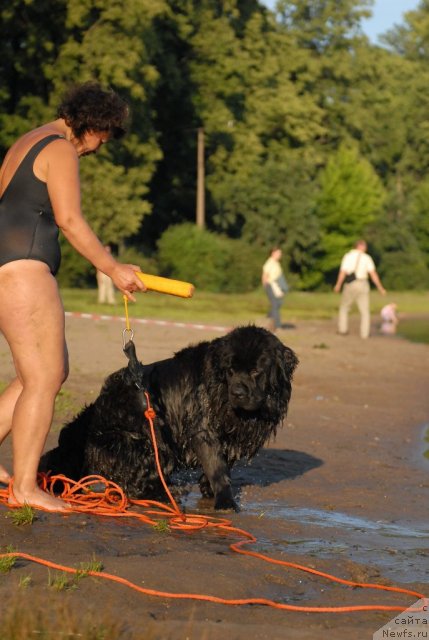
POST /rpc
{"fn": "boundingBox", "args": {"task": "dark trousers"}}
[265,285,283,329]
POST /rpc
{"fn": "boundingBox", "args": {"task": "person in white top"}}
[262,247,288,332]
[96,245,116,304]
[334,240,386,339]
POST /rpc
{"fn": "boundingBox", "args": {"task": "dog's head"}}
[210,325,298,413]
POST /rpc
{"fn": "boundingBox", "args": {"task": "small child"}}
[380,303,398,335]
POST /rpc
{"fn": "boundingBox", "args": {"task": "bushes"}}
[56,223,284,294]
[379,251,429,290]
[56,237,93,288]
[56,240,158,288]
[157,223,264,293]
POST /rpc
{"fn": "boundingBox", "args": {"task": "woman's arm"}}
[45,139,145,300]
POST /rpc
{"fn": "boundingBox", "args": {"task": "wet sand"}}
[0,313,428,639]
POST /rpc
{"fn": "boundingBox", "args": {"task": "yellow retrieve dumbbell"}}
[135,272,195,298]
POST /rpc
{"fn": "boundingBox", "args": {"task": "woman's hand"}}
[110,263,146,302]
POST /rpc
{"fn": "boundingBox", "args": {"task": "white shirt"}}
[262,257,283,283]
[340,249,375,280]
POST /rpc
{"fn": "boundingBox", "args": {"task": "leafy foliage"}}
[315,144,386,276]
[1,0,429,290]
[157,223,264,292]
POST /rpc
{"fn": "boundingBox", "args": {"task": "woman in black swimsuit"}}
[0,82,145,511]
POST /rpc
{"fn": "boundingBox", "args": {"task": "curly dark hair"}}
[57,81,129,140]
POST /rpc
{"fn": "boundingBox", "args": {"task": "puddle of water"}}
[243,501,429,583]
[397,316,429,345]
[248,502,429,539]
[179,488,428,583]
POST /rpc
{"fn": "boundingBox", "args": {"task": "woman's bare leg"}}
[0,260,70,510]
[0,378,23,482]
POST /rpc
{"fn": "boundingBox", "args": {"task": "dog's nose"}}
[230,383,248,399]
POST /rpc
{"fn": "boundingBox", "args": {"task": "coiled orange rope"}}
[0,393,426,613]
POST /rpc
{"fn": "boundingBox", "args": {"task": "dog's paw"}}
[214,488,240,512]
[198,474,214,498]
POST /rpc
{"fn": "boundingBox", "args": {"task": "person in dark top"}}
[0,81,145,511]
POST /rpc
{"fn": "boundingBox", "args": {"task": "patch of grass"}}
[47,557,104,592]
[0,545,17,573]
[313,342,329,349]
[74,557,104,580]
[60,287,429,325]
[6,504,36,526]
[18,575,32,589]
[47,570,77,592]
[153,519,170,533]
[0,556,17,574]
[0,594,143,640]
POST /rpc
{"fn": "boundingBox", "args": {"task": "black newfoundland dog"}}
[40,325,298,511]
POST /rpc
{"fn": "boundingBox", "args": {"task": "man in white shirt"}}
[334,240,386,339]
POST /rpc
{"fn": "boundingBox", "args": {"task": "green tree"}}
[380,3,429,183]
[315,144,386,277]
[367,202,429,290]
[163,2,325,286]
[49,0,167,282]
[274,0,374,154]
[407,178,429,271]
[0,0,67,153]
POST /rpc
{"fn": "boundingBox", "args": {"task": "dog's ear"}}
[282,345,299,379]
[123,340,144,381]
[270,344,299,389]
[207,339,232,377]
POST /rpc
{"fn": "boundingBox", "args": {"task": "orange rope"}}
[0,400,426,613]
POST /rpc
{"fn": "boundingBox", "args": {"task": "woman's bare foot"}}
[0,464,11,484]
[8,485,71,512]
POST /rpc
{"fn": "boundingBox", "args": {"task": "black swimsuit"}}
[0,135,63,275]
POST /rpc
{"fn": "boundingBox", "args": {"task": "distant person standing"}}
[97,245,116,304]
[334,240,386,339]
[380,302,398,335]
[262,247,288,332]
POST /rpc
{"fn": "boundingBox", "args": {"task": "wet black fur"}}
[40,325,298,511]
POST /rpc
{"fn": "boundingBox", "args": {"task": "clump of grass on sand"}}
[0,545,17,574]
[153,519,170,532]
[47,556,104,591]
[6,504,36,526]
[75,557,104,579]
[0,594,144,640]
[47,570,78,592]
[18,575,32,589]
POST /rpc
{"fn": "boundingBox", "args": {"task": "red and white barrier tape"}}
[65,311,230,333]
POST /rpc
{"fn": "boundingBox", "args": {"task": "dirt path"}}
[0,313,428,639]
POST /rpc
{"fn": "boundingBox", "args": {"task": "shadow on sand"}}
[173,448,323,507]
[231,448,323,488]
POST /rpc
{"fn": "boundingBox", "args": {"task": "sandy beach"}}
[0,312,428,639]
